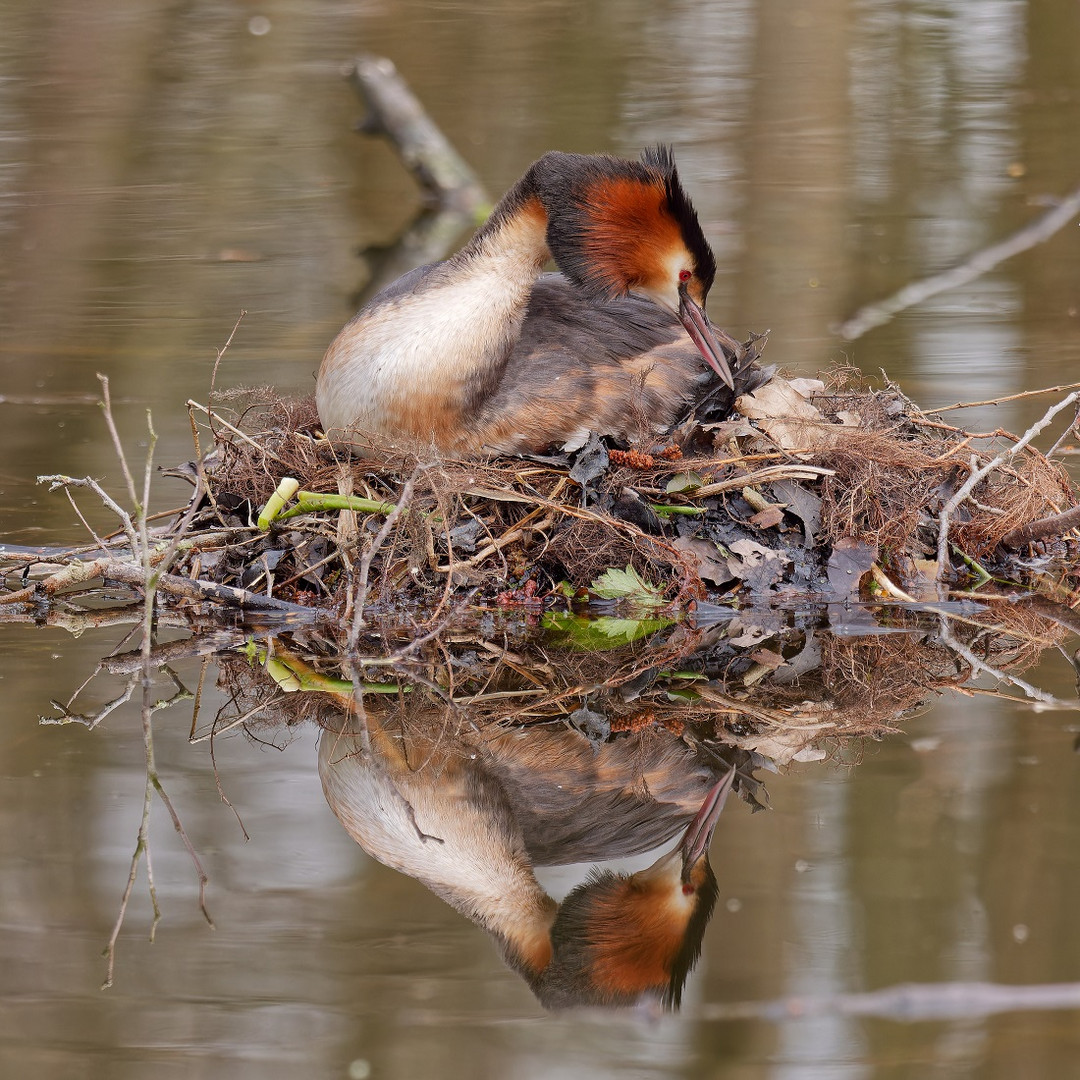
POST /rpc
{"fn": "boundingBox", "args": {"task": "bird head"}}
[534,146,734,389]
[534,768,735,1009]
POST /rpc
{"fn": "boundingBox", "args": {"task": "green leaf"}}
[542,612,672,650]
[665,687,703,702]
[590,564,665,607]
[650,503,706,517]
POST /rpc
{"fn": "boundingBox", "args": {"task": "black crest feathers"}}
[640,145,716,296]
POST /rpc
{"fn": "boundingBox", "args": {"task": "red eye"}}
[678,269,692,283]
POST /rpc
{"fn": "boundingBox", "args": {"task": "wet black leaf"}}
[617,667,659,701]
[770,479,821,549]
[611,488,663,532]
[569,705,610,748]
[569,431,609,492]
[826,537,878,601]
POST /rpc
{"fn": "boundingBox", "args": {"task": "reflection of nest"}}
[208,598,1073,767]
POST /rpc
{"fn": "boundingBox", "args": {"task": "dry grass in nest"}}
[951,442,1077,557]
[163,376,1080,618]
[543,516,683,592]
[815,428,955,553]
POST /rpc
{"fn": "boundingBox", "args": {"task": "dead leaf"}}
[730,727,826,766]
[672,536,736,586]
[737,377,848,452]
[726,619,772,648]
[749,506,785,529]
[728,538,774,561]
[727,537,789,592]
[666,471,704,493]
[568,431,609,488]
[699,417,757,440]
[786,377,827,398]
[749,648,786,670]
[742,645,788,686]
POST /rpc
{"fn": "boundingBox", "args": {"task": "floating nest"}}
[5,363,1079,760]
[174,365,1080,619]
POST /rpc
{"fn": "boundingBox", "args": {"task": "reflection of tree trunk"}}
[348,55,487,215]
[345,55,490,302]
[1018,2,1080,391]
[737,4,853,371]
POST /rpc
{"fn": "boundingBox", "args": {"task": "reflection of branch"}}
[347,54,488,213]
[103,629,252,674]
[838,183,1080,340]
[939,613,1079,711]
[43,679,136,730]
[698,980,1080,1022]
[345,55,490,301]
[103,664,212,989]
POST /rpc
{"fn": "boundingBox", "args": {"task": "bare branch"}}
[935,390,1080,579]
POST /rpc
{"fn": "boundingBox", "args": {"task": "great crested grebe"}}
[319,712,739,1009]
[316,146,740,455]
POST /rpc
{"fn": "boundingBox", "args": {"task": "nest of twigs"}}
[175,371,1079,618]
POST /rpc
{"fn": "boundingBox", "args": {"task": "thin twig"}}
[207,312,246,438]
[187,399,290,466]
[929,382,1080,415]
[349,468,422,647]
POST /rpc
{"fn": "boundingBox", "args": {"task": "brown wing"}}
[460,277,714,454]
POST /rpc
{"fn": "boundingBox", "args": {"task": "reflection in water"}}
[318,704,744,1010]
[197,592,1079,1014]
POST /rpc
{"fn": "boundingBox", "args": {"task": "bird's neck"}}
[441,181,552,393]
[342,182,552,447]
[320,725,558,979]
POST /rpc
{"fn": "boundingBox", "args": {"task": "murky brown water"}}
[3,1,1080,1076]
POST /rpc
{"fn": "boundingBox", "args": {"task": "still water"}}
[2,1,1080,1077]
